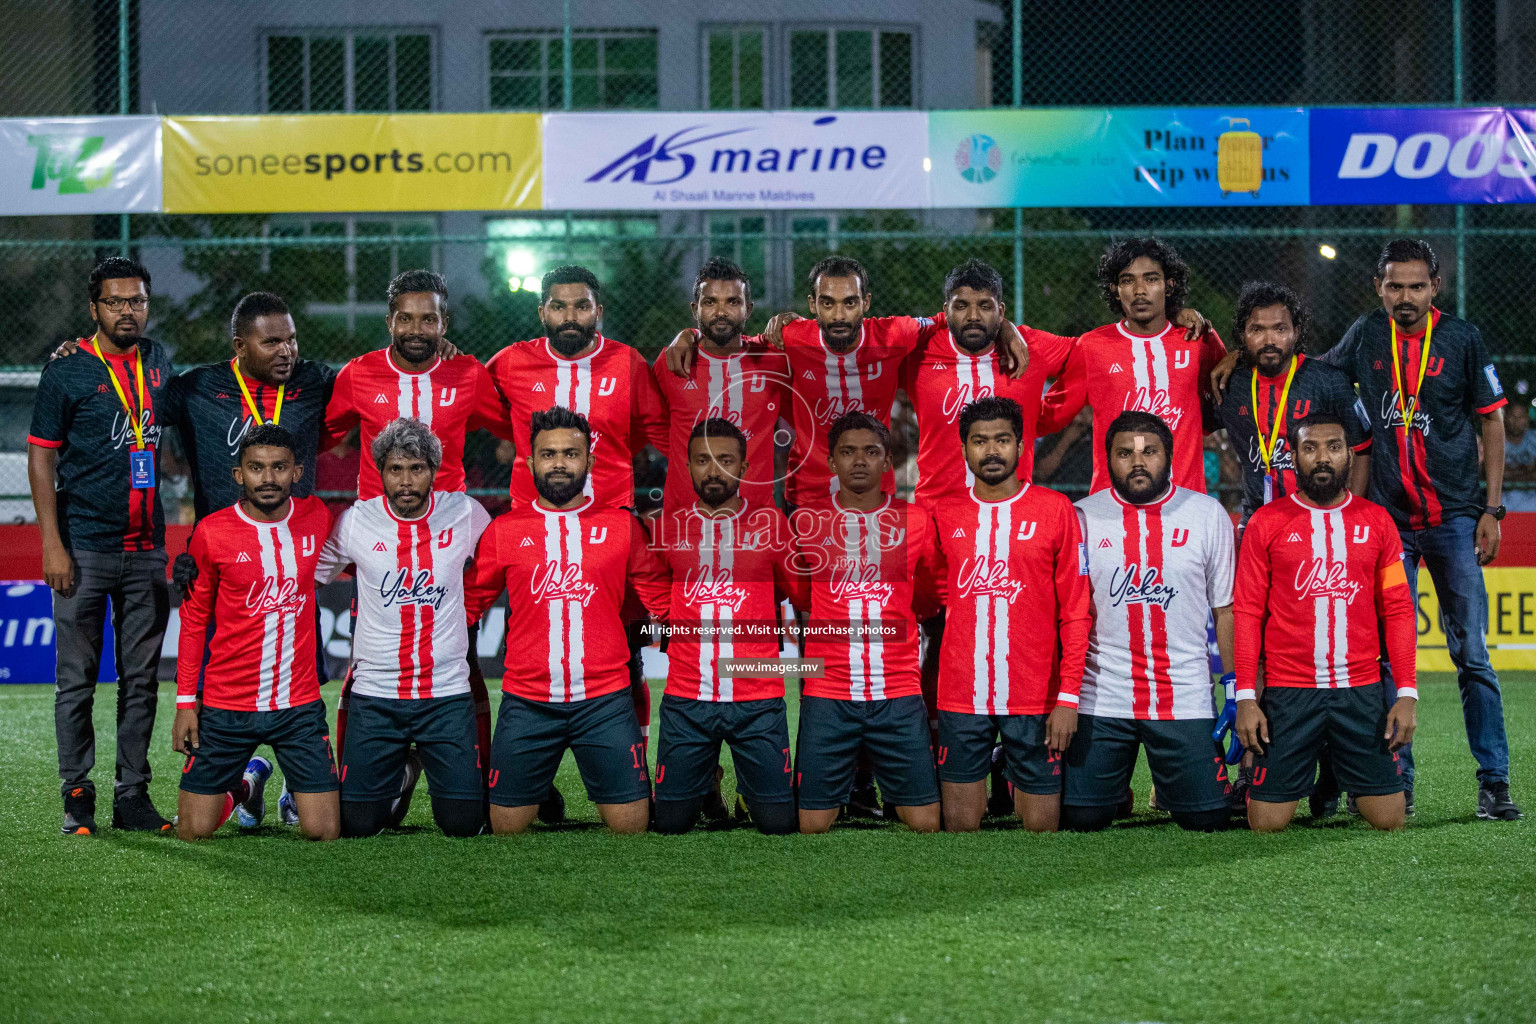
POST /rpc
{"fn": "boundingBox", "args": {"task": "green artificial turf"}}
[1,675,1532,1024]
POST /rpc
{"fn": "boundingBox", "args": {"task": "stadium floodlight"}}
[505,248,537,276]
[1318,244,1338,260]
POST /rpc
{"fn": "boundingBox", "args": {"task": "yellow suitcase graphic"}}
[1217,118,1263,196]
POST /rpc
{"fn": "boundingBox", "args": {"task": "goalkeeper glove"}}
[1212,672,1245,764]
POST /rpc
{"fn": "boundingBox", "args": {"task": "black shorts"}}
[488,688,651,807]
[1250,684,1404,803]
[655,694,792,805]
[795,694,939,811]
[936,710,1061,795]
[180,700,338,796]
[340,693,482,803]
[1063,715,1229,813]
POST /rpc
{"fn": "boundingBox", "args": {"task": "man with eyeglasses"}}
[28,256,177,836]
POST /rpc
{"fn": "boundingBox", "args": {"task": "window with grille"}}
[264,31,433,112]
[266,217,437,342]
[487,29,658,110]
[786,27,915,109]
[702,25,769,109]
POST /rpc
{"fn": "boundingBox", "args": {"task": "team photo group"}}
[31,233,1525,843]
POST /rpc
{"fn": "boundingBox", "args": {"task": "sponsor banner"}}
[1310,107,1536,205]
[162,114,541,213]
[929,107,1309,207]
[1417,567,1536,673]
[542,111,928,209]
[0,116,161,214]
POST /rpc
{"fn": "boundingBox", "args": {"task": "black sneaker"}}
[1477,782,1524,821]
[846,774,883,819]
[112,791,172,833]
[386,749,424,828]
[1308,787,1340,819]
[537,787,566,825]
[1403,788,1415,817]
[1344,793,1360,817]
[62,786,96,836]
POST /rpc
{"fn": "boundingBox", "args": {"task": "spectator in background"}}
[157,446,195,525]
[470,438,518,517]
[1204,431,1245,513]
[1503,380,1536,512]
[1033,406,1094,495]
[314,426,361,519]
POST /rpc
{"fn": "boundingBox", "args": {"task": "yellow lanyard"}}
[90,339,148,450]
[1250,356,1299,474]
[232,358,284,426]
[1389,312,1434,428]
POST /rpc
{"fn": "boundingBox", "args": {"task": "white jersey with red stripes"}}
[1075,485,1235,720]
[322,348,512,500]
[176,496,331,712]
[316,491,490,700]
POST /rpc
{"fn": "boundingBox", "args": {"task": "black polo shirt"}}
[159,358,336,521]
[29,337,175,552]
[1320,307,1506,530]
[1214,354,1372,518]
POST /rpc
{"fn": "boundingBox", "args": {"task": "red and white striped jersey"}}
[1233,493,1417,699]
[786,495,941,702]
[1039,322,1227,494]
[903,316,1076,508]
[322,349,512,500]
[655,501,796,702]
[1075,486,1235,720]
[316,491,490,701]
[487,335,667,511]
[464,497,670,703]
[780,316,924,509]
[176,496,331,712]
[931,484,1092,715]
[652,338,791,512]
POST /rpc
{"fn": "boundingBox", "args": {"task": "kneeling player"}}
[790,413,943,834]
[652,418,797,835]
[931,397,1091,832]
[316,417,490,838]
[1066,411,1236,832]
[171,425,339,841]
[465,407,670,834]
[1234,415,1417,832]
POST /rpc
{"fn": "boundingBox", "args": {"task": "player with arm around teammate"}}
[1065,411,1237,833]
[315,417,491,838]
[1234,415,1418,833]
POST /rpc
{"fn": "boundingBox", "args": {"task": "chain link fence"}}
[2,0,1535,517]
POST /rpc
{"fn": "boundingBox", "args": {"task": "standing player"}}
[652,258,790,514]
[464,407,671,835]
[788,412,944,834]
[905,260,1077,504]
[487,265,667,510]
[1065,411,1236,832]
[652,419,798,836]
[930,397,1091,832]
[323,270,512,499]
[29,256,175,834]
[316,418,490,838]
[171,425,339,841]
[1233,415,1418,832]
[1213,281,1371,520]
[1040,237,1227,494]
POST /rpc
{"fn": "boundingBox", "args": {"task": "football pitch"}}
[2,675,1532,1024]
